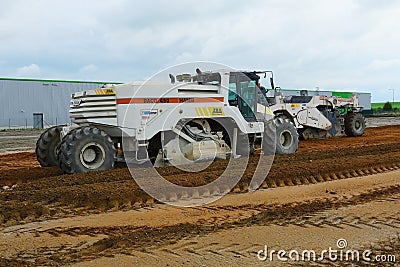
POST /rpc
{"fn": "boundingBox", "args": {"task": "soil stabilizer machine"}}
[263,86,366,140]
[36,69,299,174]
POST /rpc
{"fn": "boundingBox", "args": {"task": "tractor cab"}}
[228,71,274,122]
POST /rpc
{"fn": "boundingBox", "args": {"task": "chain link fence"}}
[0,117,70,129]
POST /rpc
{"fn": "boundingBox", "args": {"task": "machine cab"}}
[228,72,262,122]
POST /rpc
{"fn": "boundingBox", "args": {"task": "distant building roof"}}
[276,88,370,94]
[0,77,123,85]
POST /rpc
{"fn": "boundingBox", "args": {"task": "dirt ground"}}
[0,129,42,154]
[365,116,400,128]
[0,125,399,266]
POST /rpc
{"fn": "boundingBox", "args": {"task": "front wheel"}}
[344,112,365,137]
[58,127,116,174]
[274,118,299,154]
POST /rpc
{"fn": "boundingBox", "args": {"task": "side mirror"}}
[270,77,275,90]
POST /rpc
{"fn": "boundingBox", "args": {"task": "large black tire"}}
[35,126,63,167]
[262,119,276,156]
[344,112,365,137]
[274,118,299,154]
[58,127,116,174]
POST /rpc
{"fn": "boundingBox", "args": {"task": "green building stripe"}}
[332,91,353,98]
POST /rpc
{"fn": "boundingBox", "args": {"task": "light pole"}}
[388,89,395,110]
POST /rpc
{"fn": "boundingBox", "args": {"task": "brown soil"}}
[0,125,399,266]
[298,124,400,152]
[1,172,399,266]
[0,152,40,170]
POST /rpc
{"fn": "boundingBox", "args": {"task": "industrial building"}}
[0,77,372,128]
[0,78,121,128]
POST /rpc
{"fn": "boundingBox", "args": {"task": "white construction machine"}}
[262,86,366,140]
[36,69,299,173]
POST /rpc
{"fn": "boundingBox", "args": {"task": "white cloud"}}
[368,59,400,70]
[1,0,400,101]
[79,64,99,73]
[16,64,41,77]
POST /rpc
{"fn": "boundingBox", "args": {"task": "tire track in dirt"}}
[6,184,399,266]
[0,143,399,227]
[0,163,398,228]
[1,125,400,266]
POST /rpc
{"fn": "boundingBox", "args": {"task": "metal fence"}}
[371,109,400,115]
[0,117,70,129]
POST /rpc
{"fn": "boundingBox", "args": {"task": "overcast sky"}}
[1,0,399,102]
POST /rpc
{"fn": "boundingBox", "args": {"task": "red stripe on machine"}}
[117,97,224,105]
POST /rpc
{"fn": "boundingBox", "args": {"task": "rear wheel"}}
[344,112,365,137]
[36,126,63,167]
[274,118,299,154]
[58,127,116,173]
